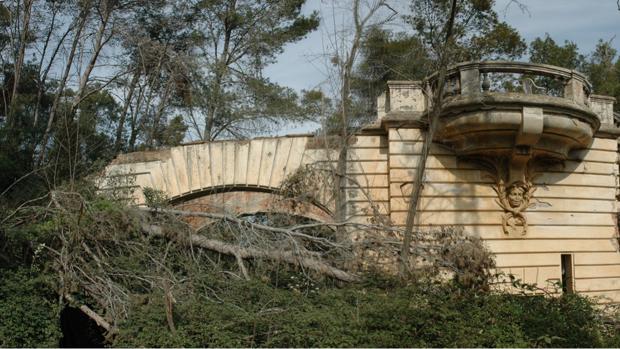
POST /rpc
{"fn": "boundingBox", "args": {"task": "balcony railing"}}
[427,61,592,106]
[423,61,602,160]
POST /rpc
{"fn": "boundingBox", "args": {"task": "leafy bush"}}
[143,187,170,208]
[0,268,61,347]
[2,193,619,347]
[114,274,619,348]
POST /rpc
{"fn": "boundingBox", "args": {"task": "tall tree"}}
[191,0,319,140]
[529,34,584,70]
[37,0,148,167]
[350,0,526,122]
[311,0,397,229]
[406,0,525,62]
[352,28,432,123]
[586,39,620,104]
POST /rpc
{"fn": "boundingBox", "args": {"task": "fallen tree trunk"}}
[64,293,115,333]
[142,223,359,282]
[137,206,404,237]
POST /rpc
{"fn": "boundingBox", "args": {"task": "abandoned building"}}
[102,61,620,304]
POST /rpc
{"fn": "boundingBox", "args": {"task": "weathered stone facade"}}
[102,61,620,304]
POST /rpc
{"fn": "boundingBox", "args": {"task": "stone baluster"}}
[459,65,481,97]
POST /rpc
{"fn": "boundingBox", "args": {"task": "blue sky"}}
[266,0,620,93]
[265,0,620,134]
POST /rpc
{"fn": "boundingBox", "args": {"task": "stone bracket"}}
[510,107,543,183]
[517,107,544,146]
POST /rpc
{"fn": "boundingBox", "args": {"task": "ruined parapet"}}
[101,61,620,303]
[377,80,426,121]
[428,61,599,161]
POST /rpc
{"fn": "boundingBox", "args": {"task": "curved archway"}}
[172,187,333,229]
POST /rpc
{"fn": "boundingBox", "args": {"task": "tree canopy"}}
[2,1,620,346]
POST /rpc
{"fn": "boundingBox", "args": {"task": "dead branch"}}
[141,223,359,282]
[138,207,348,249]
[235,253,251,280]
[162,280,176,333]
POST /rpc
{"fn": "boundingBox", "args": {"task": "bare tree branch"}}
[141,223,359,282]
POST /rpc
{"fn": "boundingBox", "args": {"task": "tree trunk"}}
[128,85,144,152]
[64,293,115,333]
[33,6,68,128]
[203,0,235,141]
[71,1,112,112]
[7,0,34,127]
[333,0,365,227]
[114,69,140,153]
[399,0,458,277]
[36,8,90,167]
[142,223,359,282]
[146,82,172,148]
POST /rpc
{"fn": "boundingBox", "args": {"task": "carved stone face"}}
[507,183,526,208]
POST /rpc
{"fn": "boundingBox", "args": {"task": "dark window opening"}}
[561,254,574,294]
[59,306,105,347]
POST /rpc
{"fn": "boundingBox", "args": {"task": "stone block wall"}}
[344,134,390,222]
[384,127,620,304]
[102,94,620,304]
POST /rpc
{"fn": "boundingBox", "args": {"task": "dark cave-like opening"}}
[59,306,106,348]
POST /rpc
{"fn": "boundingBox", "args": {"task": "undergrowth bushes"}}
[0,269,61,347]
[112,274,620,348]
[2,264,618,347]
[1,191,619,347]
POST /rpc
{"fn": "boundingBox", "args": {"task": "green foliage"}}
[114,274,618,348]
[140,114,190,149]
[1,192,620,347]
[406,0,526,61]
[0,268,61,347]
[586,40,620,111]
[44,88,120,179]
[349,0,526,126]
[191,0,320,140]
[529,34,585,70]
[352,28,432,119]
[143,187,170,208]
[529,35,620,113]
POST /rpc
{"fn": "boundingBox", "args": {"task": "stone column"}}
[386,81,426,114]
[564,77,586,105]
[590,94,616,127]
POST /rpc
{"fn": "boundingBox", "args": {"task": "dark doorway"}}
[561,254,574,294]
[59,306,106,347]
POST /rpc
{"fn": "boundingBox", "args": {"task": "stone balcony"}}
[377,61,616,162]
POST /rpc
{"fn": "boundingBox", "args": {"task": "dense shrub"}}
[2,192,619,347]
[0,268,61,347]
[113,274,619,348]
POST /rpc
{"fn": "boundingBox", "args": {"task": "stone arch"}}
[100,135,337,209]
[171,186,333,230]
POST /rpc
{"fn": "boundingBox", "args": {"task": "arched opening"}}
[59,306,105,347]
[172,188,333,230]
